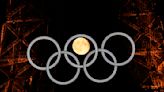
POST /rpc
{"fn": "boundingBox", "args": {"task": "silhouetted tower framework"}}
[119,0,164,91]
[0,0,48,92]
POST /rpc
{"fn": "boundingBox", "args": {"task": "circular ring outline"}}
[64,34,98,68]
[101,32,135,66]
[46,51,80,85]
[27,36,61,71]
[83,49,118,83]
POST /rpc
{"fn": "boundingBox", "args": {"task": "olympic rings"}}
[27,32,135,85]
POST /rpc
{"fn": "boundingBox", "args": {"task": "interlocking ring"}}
[27,36,61,71]
[27,32,135,85]
[83,49,117,83]
[64,34,98,68]
[46,51,80,85]
[101,32,135,66]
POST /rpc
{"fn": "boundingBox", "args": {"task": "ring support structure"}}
[27,32,135,85]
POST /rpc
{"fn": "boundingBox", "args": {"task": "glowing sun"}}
[72,37,90,55]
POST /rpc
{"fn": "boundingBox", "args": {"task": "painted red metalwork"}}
[0,0,48,92]
[119,0,164,91]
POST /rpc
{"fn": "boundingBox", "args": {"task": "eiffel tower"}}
[0,0,48,92]
[119,0,164,91]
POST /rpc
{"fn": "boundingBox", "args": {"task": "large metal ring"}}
[64,34,98,68]
[46,51,80,85]
[101,32,135,66]
[27,36,61,71]
[83,49,118,83]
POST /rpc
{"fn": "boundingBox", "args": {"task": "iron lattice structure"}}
[0,0,47,92]
[119,0,164,91]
